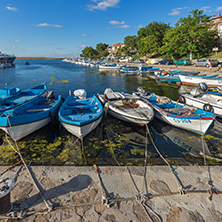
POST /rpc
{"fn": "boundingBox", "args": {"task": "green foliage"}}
[137,35,159,56]
[161,10,219,59]
[124,35,138,49]
[81,46,99,59]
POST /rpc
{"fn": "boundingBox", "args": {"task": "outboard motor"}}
[198,82,208,91]
[74,89,87,99]
[190,88,200,97]
[45,91,55,100]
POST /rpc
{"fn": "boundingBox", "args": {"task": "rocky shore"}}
[1,165,222,221]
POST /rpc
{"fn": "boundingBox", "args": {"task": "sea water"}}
[0,60,221,166]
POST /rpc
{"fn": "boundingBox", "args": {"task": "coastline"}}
[16,57,62,60]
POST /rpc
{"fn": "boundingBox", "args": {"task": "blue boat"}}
[0,87,21,99]
[0,83,47,113]
[0,93,62,141]
[119,66,139,74]
[58,89,103,139]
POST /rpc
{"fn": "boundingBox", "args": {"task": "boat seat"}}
[120,103,140,109]
[26,108,50,112]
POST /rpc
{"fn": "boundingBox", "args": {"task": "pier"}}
[1,165,222,221]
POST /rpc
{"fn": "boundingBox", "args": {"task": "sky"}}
[0,0,222,58]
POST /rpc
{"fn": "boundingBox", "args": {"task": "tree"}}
[137,21,171,47]
[81,47,99,59]
[137,35,159,56]
[124,35,138,50]
[161,9,219,59]
[96,43,108,53]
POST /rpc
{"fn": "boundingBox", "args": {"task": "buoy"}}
[163,71,168,75]
[0,178,15,215]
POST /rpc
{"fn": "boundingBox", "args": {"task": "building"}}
[210,13,222,45]
[106,43,125,56]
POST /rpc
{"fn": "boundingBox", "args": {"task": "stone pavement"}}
[1,165,222,222]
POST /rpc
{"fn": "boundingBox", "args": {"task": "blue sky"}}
[1,0,222,58]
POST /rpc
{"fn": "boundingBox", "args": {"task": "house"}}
[210,13,222,45]
[107,43,125,56]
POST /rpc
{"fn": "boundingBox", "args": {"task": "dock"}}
[1,165,222,221]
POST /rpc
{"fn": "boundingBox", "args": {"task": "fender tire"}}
[203,104,213,112]
[179,95,186,104]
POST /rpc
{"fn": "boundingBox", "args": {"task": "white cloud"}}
[168,7,187,16]
[35,23,62,28]
[6,6,18,11]
[87,0,120,11]
[81,33,89,36]
[138,25,144,28]
[109,20,125,25]
[118,25,131,29]
[54,47,64,50]
[216,6,222,11]
[12,40,20,42]
[200,6,211,13]
[80,45,86,48]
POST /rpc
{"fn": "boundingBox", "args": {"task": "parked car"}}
[193,59,217,67]
[217,62,222,68]
[174,59,191,66]
[146,59,160,64]
[158,59,174,65]
[134,59,144,63]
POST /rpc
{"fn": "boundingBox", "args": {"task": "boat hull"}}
[179,74,222,87]
[60,115,103,139]
[0,117,51,141]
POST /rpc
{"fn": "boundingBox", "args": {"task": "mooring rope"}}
[146,124,185,194]
[5,116,53,212]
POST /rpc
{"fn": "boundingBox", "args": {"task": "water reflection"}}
[151,118,213,158]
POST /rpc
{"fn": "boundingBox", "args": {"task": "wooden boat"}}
[0,83,47,113]
[58,89,103,139]
[134,88,215,135]
[0,93,62,141]
[98,88,154,125]
[0,87,21,99]
[179,88,222,118]
[178,73,222,87]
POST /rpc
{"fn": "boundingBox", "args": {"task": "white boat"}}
[179,88,222,118]
[98,63,119,70]
[0,51,16,68]
[134,88,215,135]
[98,88,154,125]
[178,74,222,87]
[59,89,104,139]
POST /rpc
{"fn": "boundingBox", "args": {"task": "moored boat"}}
[178,73,222,87]
[0,92,62,141]
[0,82,47,113]
[0,87,21,99]
[58,89,103,139]
[134,88,215,135]
[179,87,222,118]
[98,88,154,125]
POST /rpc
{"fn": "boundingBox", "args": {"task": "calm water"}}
[0,60,222,166]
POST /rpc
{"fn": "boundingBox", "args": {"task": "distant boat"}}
[59,89,103,139]
[0,92,62,141]
[25,61,30,65]
[0,82,47,113]
[98,63,119,70]
[133,87,215,135]
[98,88,154,125]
